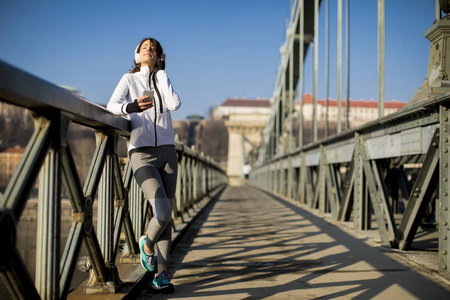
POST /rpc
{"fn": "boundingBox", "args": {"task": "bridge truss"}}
[249,0,450,276]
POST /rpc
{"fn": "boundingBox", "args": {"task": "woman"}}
[107,37,181,291]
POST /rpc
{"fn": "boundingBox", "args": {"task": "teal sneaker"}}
[152,271,171,290]
[139,236,156,272]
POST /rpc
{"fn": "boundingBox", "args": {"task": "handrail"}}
[0,59,228,299]
[259,93,444,163]
[0,60,129,131]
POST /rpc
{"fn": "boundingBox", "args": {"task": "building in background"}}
[211,97,271,121]
[298,93,406,127]
[0,147,25,192]
[173,114,228,171]
[214,98,271,186]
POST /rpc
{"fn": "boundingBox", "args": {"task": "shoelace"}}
[145,253,153,264]
[159,271,169,280]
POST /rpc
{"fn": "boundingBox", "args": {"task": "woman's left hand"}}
[154,55,166,73]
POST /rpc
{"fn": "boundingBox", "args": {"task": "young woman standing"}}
[107,37,181,290]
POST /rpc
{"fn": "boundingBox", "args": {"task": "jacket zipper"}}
[152,73,164,114]
[150,73,158,146]
[151,72,164,147]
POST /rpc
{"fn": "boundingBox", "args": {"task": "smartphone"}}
[142,90,154,102]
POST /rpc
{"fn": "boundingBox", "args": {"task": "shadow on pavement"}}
[137,186,450,299]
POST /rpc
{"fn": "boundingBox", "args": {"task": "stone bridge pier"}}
[225,113,269,186]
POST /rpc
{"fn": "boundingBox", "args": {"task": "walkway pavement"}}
[137,186,450,299]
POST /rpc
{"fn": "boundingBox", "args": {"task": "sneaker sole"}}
[151,283,174,293]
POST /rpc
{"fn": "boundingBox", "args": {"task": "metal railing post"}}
[84,131,121,294]
[130,176,144,239]
[98,132,115,265]
[35,114,66,299]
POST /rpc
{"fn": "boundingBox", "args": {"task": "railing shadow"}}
[141,186,450,299]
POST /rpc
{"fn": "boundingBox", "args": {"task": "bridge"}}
[1,0,450,299]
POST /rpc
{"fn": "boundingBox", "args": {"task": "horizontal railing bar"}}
[0,59,226,173]
[261,94,448,166]
[0,60,130,133]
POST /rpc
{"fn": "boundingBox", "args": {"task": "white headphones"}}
[134,44,140,64]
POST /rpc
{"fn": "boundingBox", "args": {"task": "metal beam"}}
[392,130,440,250]
[0,60,129,132]
[362,155,390,244]
[439,105,450,272]
[0,247,41,299]
[36,134,62,299]
[372,160,396,239]
[1,115,52,220]
[326,164,342,220]
[338,159,356,221]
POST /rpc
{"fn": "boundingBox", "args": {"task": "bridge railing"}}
[0,60,228,299]
[250,91,450,276]
[250,0,450,276]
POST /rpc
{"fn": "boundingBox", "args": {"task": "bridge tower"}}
[225,113,269,186]
[412,6,450,102]
[212,98,270,186]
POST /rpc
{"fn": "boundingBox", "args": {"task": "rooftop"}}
[301,93,406,109]
[219,94,406,109]
[1,148,26,154]
[221,98,270,108]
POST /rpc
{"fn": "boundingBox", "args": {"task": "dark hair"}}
[129,37,164,73]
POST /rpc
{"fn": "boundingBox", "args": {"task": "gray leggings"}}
[130,145,178,266]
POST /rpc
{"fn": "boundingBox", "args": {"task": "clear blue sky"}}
[0,0,435,120]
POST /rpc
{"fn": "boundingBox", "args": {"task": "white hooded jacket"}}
[107,65,181,152]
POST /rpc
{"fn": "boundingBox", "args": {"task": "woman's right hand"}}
[136,96,154,111]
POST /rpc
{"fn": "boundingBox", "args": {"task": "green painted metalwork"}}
[250,0,450,277]
[0,59,228,299]
[439,105,450,272]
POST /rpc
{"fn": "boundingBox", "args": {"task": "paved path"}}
[137,186,450,299]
